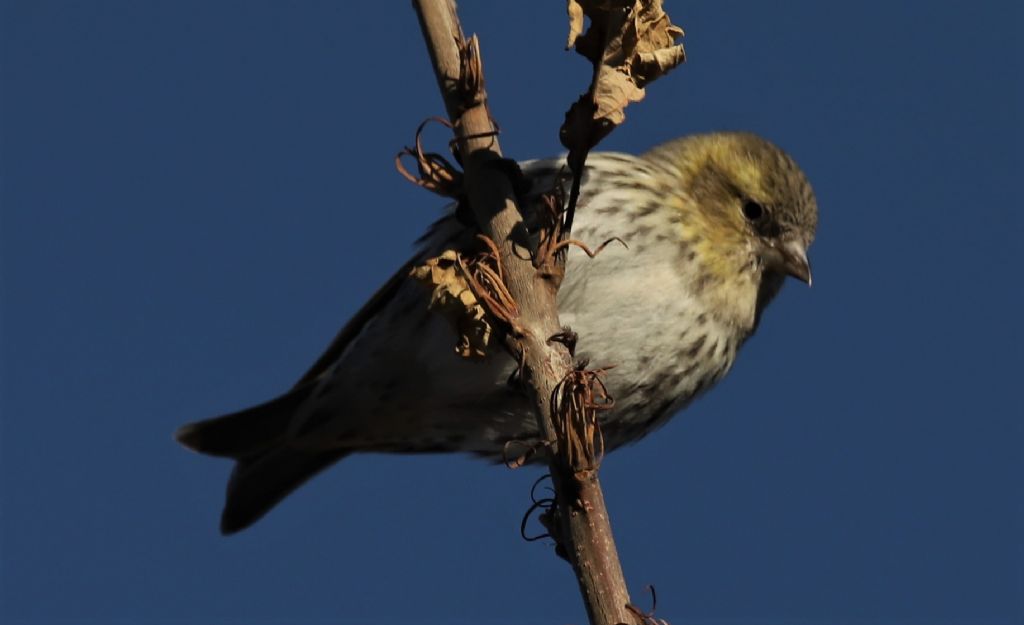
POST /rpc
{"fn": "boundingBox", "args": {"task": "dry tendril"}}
[550,364,615,474]
[624,585,670,625]
[395,117,464,198]
[530,185,628,289]
[520,474,557,543]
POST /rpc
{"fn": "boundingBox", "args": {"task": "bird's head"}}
[645,132,818,328]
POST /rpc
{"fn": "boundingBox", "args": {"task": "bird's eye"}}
[742,200,765,222]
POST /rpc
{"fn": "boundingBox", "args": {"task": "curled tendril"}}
[519,474,556,542]
[395,116,464,197]
[456,234,525,336]
[625,585,670,625]
[550,365,615,473]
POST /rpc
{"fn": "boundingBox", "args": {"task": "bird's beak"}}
[779,239,813,286]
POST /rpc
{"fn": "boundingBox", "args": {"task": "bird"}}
[176,131,817,534]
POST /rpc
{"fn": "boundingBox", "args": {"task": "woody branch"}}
[411,1,637,624]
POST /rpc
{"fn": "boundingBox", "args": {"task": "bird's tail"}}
[175,383,350,534]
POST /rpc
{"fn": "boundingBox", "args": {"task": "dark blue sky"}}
[1,1,1021,624]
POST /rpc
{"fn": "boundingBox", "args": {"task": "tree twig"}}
[412,2,637,624]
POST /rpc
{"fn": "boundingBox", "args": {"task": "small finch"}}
[176,132,817,534]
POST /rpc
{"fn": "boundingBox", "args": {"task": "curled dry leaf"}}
[562,0,685,154]
[410,250,493,359]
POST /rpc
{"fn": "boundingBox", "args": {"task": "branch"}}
[412,2,636,624]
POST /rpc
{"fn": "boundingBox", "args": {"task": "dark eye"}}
[742,200,765,222]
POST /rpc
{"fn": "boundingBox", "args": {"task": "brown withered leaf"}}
[561,0,685,154]
[410,251,493,359]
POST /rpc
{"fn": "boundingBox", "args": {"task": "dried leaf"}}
[566,0,585,49]
[411,250,493,359]
[561,0,685,154]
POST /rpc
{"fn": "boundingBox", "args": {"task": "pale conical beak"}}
[780,240,812,286]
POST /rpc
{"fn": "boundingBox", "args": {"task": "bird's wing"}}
[292,214,462,387]
[293,157,569,387]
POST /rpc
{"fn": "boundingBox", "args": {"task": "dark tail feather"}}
[220,447,349,534]
[176,382,350,533]
[175,384,314,459]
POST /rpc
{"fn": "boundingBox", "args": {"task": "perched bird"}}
[176,132,817,534]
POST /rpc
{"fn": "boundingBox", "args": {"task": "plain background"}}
[1,1,1021,624]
